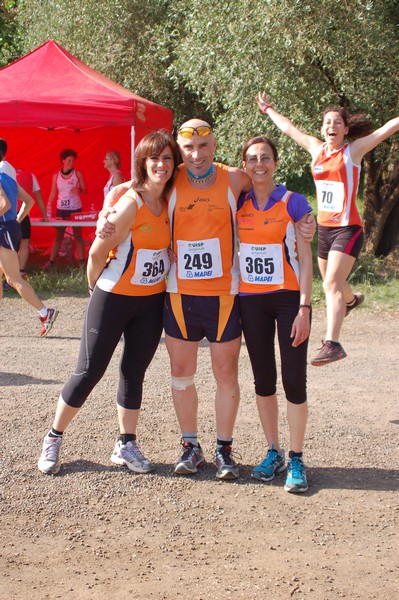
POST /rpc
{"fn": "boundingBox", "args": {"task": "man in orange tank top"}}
[97,122,316,481]
[164,119,252,480]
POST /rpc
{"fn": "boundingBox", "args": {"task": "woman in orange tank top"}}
[38,130,181,476]
[257,92,399,365]
[238,135,312,493]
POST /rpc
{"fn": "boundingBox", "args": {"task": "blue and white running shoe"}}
[284,456,308,493]
[251,444,286,482]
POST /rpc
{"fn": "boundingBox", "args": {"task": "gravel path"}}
[1,295,398,599]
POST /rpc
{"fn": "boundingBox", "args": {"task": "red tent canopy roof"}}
[0,39,172,129]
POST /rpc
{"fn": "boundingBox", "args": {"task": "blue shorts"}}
[318,224,364,260]
[163,293,242,343]
[0,220,22,252]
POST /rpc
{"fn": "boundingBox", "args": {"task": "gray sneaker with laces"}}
[174,441,205,475]
[213,445,240,480]
[38,433,62,474]
[110,439,154,473]
[311,340,347,366]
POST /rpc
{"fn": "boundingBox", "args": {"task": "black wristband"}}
[299,304,311,309]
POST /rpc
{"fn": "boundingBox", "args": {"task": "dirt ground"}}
[1,295,398,600]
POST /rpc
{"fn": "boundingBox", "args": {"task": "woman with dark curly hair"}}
[257,93,399,365]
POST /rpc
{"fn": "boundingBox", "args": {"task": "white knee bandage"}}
[171,375,195,391]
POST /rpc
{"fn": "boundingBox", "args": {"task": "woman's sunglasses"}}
[177,126,213,138]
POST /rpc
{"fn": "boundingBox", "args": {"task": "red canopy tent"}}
[0,39,173,250]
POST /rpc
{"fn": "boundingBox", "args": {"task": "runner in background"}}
[103,150,124,207]
[257,92,399,365]
[0,138,59,337]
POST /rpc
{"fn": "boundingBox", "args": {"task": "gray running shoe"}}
[38,433,62,475]
[39,307,59,337]
[311,340,347,366]
[251,444,286,482]
[213,445,240,480]
[111,440,154,473]
[174,441,205,475]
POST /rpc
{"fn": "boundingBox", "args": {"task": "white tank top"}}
[56,170,81,211]
[103,170,123,200]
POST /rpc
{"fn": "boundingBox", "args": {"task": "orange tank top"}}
[96,189,170,296]
[237,190,300,294]
[167,163,239,296]
[312,143,362,227]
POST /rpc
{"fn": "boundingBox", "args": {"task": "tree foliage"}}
[169,0,399,255]
[170,0,398,161]
[9,0,399,255]
[15,0,210,125]
[0,0,20,66]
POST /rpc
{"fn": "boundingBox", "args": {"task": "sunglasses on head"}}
[177,125,213,138]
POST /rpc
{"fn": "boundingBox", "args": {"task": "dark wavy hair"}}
[0,138,8,160]
[132,129,181,195]
[242,135,279,162]
[60,148,78,161]
[322,107,374,140]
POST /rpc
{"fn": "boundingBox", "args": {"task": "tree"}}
[0,0,20,66]
[15,0,210,126]
[169,0,399,257]
[11,0,399,256]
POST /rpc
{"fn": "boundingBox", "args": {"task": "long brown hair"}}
[132,129,180,195]
[322,107,374,140]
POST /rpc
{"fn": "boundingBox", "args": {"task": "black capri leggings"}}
[239,291,309,404]
[61,287,165,410]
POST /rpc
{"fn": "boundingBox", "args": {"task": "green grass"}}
[6,250,90,296]
[4,235,399,311]
[28,265,89,295]
[312,277,399,311]
[8,256,398,312]
[305,192,398,309]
